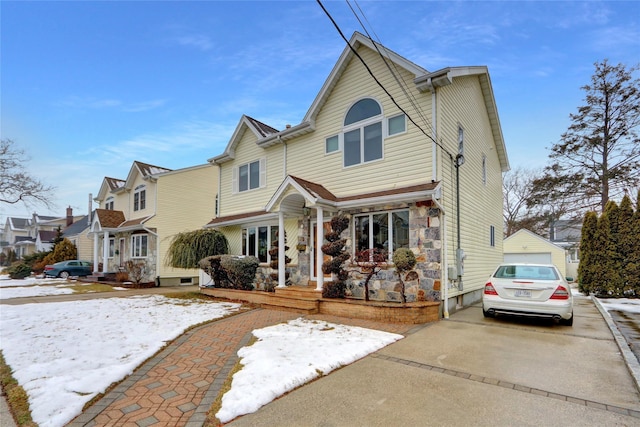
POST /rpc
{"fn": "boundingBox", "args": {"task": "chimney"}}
[66,206,73,227]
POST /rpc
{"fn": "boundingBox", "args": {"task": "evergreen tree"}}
[530,61,640,215]
[50,226,64,251]
[578,211,598,294]
[604,201,623,291]
[625,191,640,295]
[618,195,635,295]
[594,212,622,296]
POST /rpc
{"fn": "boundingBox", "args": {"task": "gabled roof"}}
[105,177,126,192]
[63,215,90,236]
[92,209,126,229]
[303,32,428,126]
[95,177,127,201]
[209,115,281,164]
[414,66,509,172]
[7,217,29,230]
[123,161,172,188]
[38,230,57,243]
[504,229,565,251]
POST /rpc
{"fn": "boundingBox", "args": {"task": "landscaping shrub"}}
[322,281,347,299]
[393,248,417,303]
[320,214,351,298]
[221,256,259,290]
[167,229,229,269]
[7,262,31,279]
[199,255,258,290]
[124,260,147,285]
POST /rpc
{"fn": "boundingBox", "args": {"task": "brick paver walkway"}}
[67,308,415,427]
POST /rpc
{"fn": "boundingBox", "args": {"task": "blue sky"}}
[2,0,639,220]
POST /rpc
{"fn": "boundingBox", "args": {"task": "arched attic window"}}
[343,98,383,167]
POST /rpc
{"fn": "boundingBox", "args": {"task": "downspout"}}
[217,165,222,217]
[431,87,438,182]
[431,195,449,319]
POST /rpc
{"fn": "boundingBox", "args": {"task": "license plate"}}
[514,289,531,297]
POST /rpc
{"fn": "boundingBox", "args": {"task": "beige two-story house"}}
[204,32,509,314]
[90,161,217,285]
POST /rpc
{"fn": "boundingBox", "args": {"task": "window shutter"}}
[259,157,266,188]
[232,167,238,194]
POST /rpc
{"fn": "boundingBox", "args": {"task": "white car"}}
[482,263,573,326]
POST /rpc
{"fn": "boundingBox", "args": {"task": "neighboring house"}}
[204,32,509,312]
[63,214,92,261]
[550,219,582,280]
[1,210,78,259]
[1,217,30,259]
[503,229,568,279]
[90,161,217,285]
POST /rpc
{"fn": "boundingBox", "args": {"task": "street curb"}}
[592,296,640,394]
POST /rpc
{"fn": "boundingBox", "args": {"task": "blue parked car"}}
[43,260,93,279]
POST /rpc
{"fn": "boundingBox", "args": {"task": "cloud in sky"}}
[56,96,166,113]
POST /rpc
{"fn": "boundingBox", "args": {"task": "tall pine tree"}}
[578,211,598,294]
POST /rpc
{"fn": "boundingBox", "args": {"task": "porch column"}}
[315,206,324,291]
[92,233,99,273]
[277,211,286,288]
[102,231,109,273]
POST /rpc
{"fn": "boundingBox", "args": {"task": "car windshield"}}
[494,265,559,280]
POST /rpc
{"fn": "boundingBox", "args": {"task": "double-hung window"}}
[234,158,265,193]
[134,185,146,211]
[108,238,115,258]
[105,197,114,210]
[343,98,384,167]
[131,234,148,258]
[242,225,279,263]
[354,210,409,260]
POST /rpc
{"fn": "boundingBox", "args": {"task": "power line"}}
[316,0,454,162]
[347,0,433,137]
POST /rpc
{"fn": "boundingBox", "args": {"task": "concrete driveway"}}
[229,293,640,426]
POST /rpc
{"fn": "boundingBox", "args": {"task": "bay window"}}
[242,225,279,263]
[354,210,409,259]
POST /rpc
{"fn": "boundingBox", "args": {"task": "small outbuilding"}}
[503,229,568,279]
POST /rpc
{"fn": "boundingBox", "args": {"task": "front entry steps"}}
[201,285,322,314]
[200,283,441,324]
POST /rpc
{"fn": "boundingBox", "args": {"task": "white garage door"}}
[504,252,552,264]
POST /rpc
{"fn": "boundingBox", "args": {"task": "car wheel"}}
[482,307,494,318]
[561,313,574,326]
[59,271,70,279]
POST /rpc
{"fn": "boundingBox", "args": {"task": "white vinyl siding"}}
[437,75,504,295]
[284,46,433,199]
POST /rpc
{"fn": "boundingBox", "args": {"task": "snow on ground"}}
[597,297,640,314]
[0,275,66,288]
[0,276,127,299]
[216,318,403,423]
[0,296,241,427]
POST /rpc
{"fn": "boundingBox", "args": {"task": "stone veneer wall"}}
[250,204,442,303]
[345,204,442,303]
[105,232,157,283]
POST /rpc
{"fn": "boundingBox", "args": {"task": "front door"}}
[311,220,332,280]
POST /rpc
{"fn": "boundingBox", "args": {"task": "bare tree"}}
[503,167,549,237]
[0,139,55,208]
[532,60,640,215]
